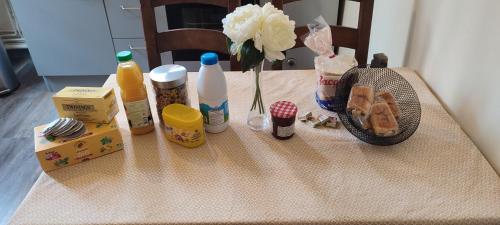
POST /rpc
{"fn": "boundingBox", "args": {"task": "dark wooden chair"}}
[140,0,241,71]
[271,0,374,69]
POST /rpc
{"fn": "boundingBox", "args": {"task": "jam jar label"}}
[277,124,295,138]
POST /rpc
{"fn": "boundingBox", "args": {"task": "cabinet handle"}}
[120,5,140,10]
[286,57,297,67]
[128,43,146,50]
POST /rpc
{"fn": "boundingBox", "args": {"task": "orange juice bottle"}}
[116,51,154,135]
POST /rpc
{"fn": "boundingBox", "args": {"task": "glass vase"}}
[247,61,269,131]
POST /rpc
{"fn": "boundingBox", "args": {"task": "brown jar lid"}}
[270,101,298,119]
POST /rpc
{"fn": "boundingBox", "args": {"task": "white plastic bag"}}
[303,16,357,110]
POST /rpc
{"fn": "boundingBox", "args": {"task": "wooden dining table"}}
[9,68,500,225]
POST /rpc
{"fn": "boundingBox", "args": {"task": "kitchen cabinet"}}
[10,0,117,76]
[112,38,172,71]
[104,0,145,39]
[106,0,171,70]
[10,0,170,91]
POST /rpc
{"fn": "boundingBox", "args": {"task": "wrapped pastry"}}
[347,85,374,129]
[376,91,400,119]
[369,102,399,137]
[347,85,374,117]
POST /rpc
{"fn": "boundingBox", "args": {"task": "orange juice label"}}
[124,99,153,128]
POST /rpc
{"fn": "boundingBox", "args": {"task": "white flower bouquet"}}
[222,3,296,130]
[223,3,296,71]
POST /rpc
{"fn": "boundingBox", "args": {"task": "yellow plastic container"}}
[162,104,205,148]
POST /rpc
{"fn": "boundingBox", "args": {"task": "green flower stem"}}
[250,62,265,114]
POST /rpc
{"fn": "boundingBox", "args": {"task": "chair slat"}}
[157,29,230,54]
[355,0,374,66]
[140,0,240,70]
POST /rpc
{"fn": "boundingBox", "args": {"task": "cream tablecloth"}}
[9,68,500,225]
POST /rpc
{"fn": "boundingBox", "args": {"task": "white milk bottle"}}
[197,52,229,133]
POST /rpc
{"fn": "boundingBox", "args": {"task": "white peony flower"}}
[261,12,296,61]
[230,42,243,61]
[253,2,281,52]
[262,2,281,17]
[222,4,263,44]
[222,3,296,63]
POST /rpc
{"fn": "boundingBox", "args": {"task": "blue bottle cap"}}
[200,52,219,65]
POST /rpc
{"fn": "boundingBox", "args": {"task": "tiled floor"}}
[0,55,57,224]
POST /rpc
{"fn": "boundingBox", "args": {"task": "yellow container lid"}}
[162,104,202,128]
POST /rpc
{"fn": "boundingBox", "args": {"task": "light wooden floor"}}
[0,61,57,224]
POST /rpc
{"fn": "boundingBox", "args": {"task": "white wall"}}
[340,0,415,67]
[405,0,500,173]
[343,0,500,173]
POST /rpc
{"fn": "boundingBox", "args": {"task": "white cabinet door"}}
[112,38,173,71]
[105,0,144,38]
[11,0,117,76]
[104,0,169,38]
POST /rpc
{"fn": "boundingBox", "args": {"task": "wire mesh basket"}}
[334,67,421,146]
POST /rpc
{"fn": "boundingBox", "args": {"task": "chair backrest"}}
[140,0,241,71]
[271,0,374,68]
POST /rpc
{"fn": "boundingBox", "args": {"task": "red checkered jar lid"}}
[270,101,298,119]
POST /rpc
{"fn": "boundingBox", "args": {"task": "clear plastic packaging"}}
[369,102,399,137]
[347,85,374,129]
[303,16,357,111]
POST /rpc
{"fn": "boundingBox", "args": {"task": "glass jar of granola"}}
[149,65,189,125]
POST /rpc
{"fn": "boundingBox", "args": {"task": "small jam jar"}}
[149,65,189,124]
[270,101,298,140]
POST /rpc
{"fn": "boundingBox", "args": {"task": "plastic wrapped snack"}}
[369,102,399,137]
[347,85,374,129]
[375,91,400,119]
[303,16,357,111]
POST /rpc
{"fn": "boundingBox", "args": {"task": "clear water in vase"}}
[246,61,269,131]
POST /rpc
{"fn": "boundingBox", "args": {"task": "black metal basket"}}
[334,67,421,146]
